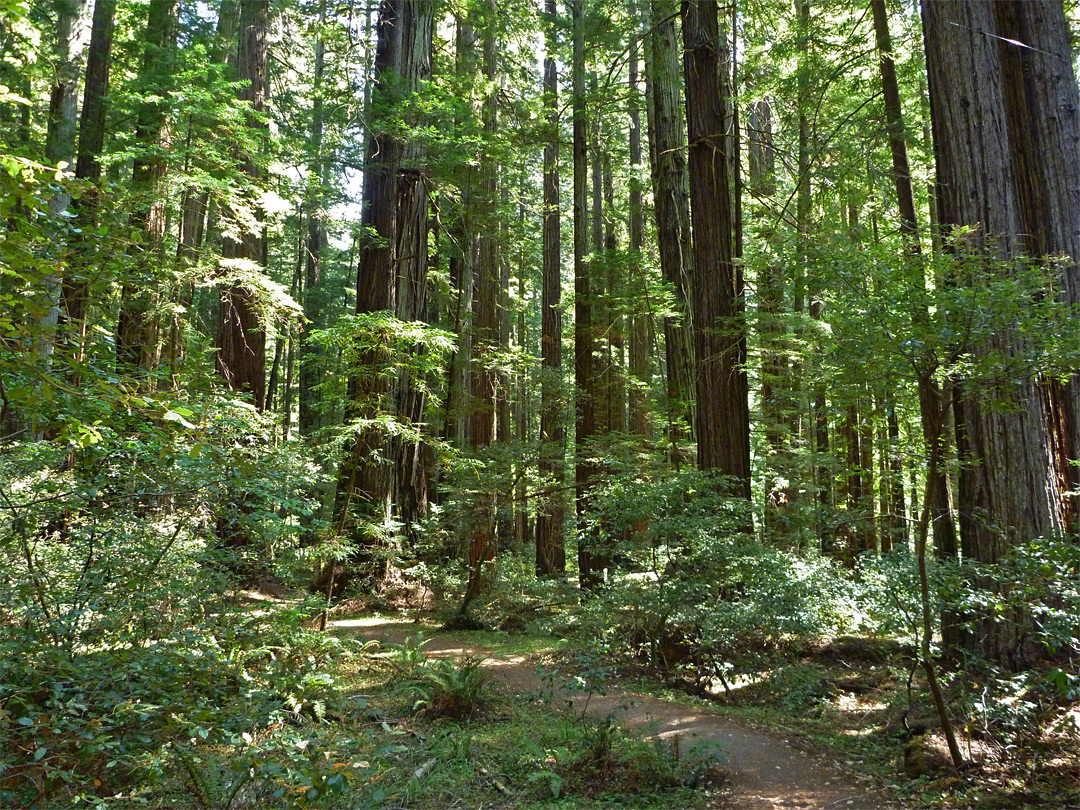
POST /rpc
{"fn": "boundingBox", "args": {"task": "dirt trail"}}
[338,619,896,810]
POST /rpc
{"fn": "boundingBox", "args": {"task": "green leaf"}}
[33,747,46,761]
[163,409,197,429]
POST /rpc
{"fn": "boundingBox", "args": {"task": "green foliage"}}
[395,646,491,720]
[938,539,1080,752]
[572,468,913,686]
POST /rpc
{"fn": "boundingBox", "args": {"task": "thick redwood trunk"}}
[991,0,1080,533]
[923,0,1064,667]
[646,0,693,458]
[333,0,434,555]
[682,0,750,498]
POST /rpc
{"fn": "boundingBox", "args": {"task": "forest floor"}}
[333,616,899,810]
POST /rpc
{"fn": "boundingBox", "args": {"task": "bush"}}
[576,468,904,686]
[397,652,490,720]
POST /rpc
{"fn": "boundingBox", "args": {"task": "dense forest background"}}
[2,0,1079,807]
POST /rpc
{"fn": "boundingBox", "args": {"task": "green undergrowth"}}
[3,609,725,810]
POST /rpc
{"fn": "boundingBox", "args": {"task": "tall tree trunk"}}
[299,1,328,438]
[333,0,434,571]
[750,97,794,541]
[536,0,566,577]
[217,0,269,410]
[603,150,626,434]
[682,0,750,499]
[573,0,599,589]
[465,20,499,593]
[442,17,478,447]
[885,393,906,551]
[63,0,118,362]
[515,196,532,555]
[45,0,92,181]
[628,0,650,440]
[34,0,91,404]
[922,0,1064,668]
[992,0,1080,534]
[872,0,955,562]
[646,0,693,461]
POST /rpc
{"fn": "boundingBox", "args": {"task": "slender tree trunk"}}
[885,393,905,551]
[682,0,750,499]
[515,196,532,555]
[573,0,599,589]
[872,0,954,562]
[628,0,650,440]
[299,2,328,438]
[63,0,118,362]
[603,150,626,434]
[465,20,499,591]
[858,392,877,553]
[750,96,794,541]
[442,18,478,447]
[33,0,91,406]
[536,0,566,577]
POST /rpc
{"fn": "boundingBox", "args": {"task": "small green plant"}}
[399,654,490,720]
[175,745,253,810]
[387,632,431,681]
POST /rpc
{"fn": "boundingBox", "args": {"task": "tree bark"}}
[63,0,117,360]
[682,0,750,498]
[646,0,694,460]
[573,0,599,589]
[536,0,566,577]
[628,0,650,440]
[333,0,434,561]
[299,1,328,438]
[991,0,1080,534]
[466,20,499,578]
[923,0,1064,668]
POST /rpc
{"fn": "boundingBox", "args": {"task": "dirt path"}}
[337,619,896,810]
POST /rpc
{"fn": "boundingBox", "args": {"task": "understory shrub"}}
[577,469,913,684]
[0,399,334,807]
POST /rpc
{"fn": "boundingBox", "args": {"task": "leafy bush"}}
[397,653,490,720]
[577,469,893,685]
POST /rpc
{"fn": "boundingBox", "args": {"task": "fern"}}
[400,654,490,719]
[175,745,252,810]
[176,746,226,810]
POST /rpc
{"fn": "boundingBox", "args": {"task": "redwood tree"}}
[682,0,750,498]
